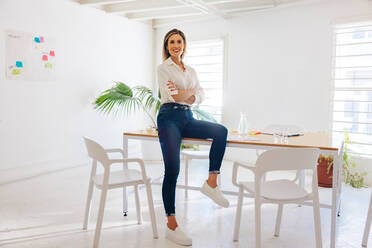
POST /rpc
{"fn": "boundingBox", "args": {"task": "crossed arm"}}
[167,81,196,104]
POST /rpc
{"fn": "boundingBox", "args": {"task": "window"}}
[332,21,372,157]
[184,39,225,123]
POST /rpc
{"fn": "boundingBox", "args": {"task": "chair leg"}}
[274,204,283,237]
[255,181,262,248]
[145,180,158,239]
[83,179,95,230]
[299,170,305,189]
[93,188,108,248]
[83,161,97,230]
[313,191,323,248]
[233,186,244,241]
[185,158,189,199]
[362,191,372,247]
[298,170,305,207]
[134,185,142,224]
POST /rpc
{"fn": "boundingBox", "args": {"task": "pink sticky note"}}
[42,55,48,61]
[50,50,55,56]
[39,36,44,43]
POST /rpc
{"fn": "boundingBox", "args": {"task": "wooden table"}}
[122,130,344,248]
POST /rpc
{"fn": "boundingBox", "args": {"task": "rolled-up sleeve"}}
[157,65,175,103]
[192,68,205,105]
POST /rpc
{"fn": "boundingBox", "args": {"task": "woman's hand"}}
[185,95,196,105]
[167,81,178,95]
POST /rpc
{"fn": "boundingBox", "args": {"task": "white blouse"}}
[157,57,205,106]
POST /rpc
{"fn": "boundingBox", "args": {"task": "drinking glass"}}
[273,127,281,143]
[281,127,289,144]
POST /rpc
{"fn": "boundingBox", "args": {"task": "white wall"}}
[154,0,372,182]
[0,0,153,169]
[155,0,372,130]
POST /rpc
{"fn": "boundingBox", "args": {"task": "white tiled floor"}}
[0,159,370,248]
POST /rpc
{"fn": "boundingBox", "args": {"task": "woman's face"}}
[167,34,185,58]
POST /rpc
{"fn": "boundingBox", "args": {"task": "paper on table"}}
[262,131,304,137]
[228,135,260,141]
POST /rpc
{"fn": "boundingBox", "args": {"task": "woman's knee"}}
[214,125,228,139]
[221,125,228,137]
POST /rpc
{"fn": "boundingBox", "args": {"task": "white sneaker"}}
[200,181,230,208]
[166,226,192,246]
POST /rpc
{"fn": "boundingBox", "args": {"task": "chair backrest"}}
[83,137,109,165]
[255,148,320,174]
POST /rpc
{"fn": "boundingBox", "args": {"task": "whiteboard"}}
[5,30,56,81]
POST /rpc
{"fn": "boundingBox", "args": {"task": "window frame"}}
[185,36,228,124]
[330,20,372,158]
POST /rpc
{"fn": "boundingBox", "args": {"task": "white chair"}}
[262,124,306,187]
[362,190,372,247]
[181,149,221,199]
[232,148,322,248]
[82,137,158,248]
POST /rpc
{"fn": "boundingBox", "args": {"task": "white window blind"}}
[184,39,224,123]
[332,21,372,157]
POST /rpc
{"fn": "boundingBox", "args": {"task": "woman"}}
[157,28,229,246]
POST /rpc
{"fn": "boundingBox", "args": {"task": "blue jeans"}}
[157,102,228,216]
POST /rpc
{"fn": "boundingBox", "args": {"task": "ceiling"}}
[75,0,328,28]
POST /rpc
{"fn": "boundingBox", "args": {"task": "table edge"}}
[123,132,339,151]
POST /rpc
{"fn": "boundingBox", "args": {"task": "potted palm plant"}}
[94,82,216,159]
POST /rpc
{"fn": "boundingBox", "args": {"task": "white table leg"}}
[362,190,372,247]
[330,143,344,248]
[123,135,129,216]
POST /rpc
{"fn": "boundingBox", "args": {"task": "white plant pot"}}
[141,140,163,161]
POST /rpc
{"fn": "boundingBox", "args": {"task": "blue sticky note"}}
[16,61,23,68]
[34,37,40,43]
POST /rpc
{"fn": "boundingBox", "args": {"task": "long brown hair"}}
[162,29,187,61]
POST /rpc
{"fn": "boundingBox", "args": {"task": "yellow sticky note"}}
[12,69,21,75]
[45,62,52,68]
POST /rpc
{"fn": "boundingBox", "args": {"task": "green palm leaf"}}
[155,90,162,113]
[133,86,161,112]
[94,81,217,127]
[191,106,217,123]
[94,82,141,116]
[94,82,161,127]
